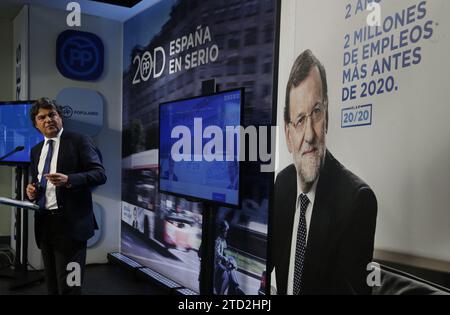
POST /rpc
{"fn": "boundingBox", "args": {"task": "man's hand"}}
[45,173,69,187]
[26,183,37,200]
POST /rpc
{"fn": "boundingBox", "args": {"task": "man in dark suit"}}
[26,98,106,295]
[271,50,377,295]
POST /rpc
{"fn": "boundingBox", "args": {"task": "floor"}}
[0,263,166,295]
[1,236,449,295]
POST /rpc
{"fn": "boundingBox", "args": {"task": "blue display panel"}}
[159,89,242,207]
[0,102,44,164]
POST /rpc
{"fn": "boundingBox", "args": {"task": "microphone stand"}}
[0,146,24,162]
[0,159,44,290]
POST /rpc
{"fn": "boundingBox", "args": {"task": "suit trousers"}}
[39,214,87,295]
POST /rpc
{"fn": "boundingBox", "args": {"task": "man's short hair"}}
[284,50,328,128]
[30,97,62,127]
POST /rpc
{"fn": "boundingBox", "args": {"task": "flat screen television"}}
[0,101,44,164]
[159,89,243,208]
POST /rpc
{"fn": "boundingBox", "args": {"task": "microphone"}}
[0,146,25,161]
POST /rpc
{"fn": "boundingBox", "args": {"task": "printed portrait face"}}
[285,66,327,189]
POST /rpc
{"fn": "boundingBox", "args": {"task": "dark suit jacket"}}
[271,150,377,295]
[30,131,107,248]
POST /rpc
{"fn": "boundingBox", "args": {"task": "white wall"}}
[28,5,123,265]
[276,0,450,264]
[0,18,13,236]
[274,0,296,174]
[0,19,13,101]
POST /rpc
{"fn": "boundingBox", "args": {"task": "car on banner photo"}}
[158,196,202,252]
[163,211,197,252]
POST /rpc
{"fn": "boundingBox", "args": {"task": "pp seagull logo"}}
[61,106,74,119]
[56,30,104,81]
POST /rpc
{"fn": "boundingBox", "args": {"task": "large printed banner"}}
[122,0,277,294]
[274,0,450,294]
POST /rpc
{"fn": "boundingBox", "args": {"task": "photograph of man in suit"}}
[271,50,378,295]
[25,98,107,295]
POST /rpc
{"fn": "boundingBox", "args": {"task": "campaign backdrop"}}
[122,0,278,294]
[276,0,450,265]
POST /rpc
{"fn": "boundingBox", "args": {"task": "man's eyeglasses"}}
[288,103,325,133]
[36,111,59,122]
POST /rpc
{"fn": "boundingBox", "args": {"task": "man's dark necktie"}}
[37,140,54,210]
[293,193,310,295]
